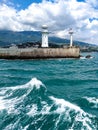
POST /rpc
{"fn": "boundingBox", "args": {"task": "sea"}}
[0,52,98,130]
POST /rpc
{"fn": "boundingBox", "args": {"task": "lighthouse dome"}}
[42,25,48,29]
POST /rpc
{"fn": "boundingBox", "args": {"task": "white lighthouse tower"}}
[41,25,49,48]
[69,28,74,47]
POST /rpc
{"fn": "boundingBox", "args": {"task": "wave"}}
[83,97,98,109]
[50,96,97,130]
[80,56,93,60]
[0,78,97,130]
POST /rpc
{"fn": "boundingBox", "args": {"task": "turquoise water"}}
[0,52,98,130]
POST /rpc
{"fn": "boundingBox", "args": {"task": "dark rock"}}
[86,55,92,58]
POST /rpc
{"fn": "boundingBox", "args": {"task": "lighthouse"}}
[69,28,74,47]
[41,25,49,47]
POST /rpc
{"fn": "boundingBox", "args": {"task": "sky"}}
[0,0,98,44]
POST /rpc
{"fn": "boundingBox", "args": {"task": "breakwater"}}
[0,46,80,59]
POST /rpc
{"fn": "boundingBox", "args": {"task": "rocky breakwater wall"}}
[0,46,80,59]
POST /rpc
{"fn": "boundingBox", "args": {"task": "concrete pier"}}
[0,46,80,59]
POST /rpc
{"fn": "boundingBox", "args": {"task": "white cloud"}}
[86,0,98,8]
[0,4,17,30]
[0,0,98,44]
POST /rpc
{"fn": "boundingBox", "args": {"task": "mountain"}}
[0,30,98,52]
[0,30,41,46]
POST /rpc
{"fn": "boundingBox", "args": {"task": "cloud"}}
[0,0,98,44]
[85,0,98,8]
[0,4,17,30]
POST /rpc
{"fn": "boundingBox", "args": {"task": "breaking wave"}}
[0,78,98,130]
[83,97,98,109]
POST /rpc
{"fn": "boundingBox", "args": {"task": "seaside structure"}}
[41,25,49,47]
[69,28,74,47]
[0,26,80,59]
[0,47,80,59]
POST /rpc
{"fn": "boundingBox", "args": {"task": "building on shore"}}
[0,26,80,59]
[69,28,74,47]
[41,25,49,48]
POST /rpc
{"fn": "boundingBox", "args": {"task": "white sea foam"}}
[27,101,52,117]
[80,56,86,59]
[23,125,29,130]
[26,94,96,130]
[80,56,93,60]
[0,78,44,114]
[27,104,38,116]
[50,96,96,130]
[0,96,23,114]
[0,89,7,96]
[50,96,81,112]
[1,78,44,91]
[4,119,23,130]
[25,78,44,89]
[0,78,97,130]
[0,97,5,110]
[0,87,27,113]
[83,97,98,108]
[41,102,52,115]
[28,95,96,130]
[23,77,44,90]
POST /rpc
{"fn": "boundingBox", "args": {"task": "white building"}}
[69,28,74,47]
[41,25,49,47]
